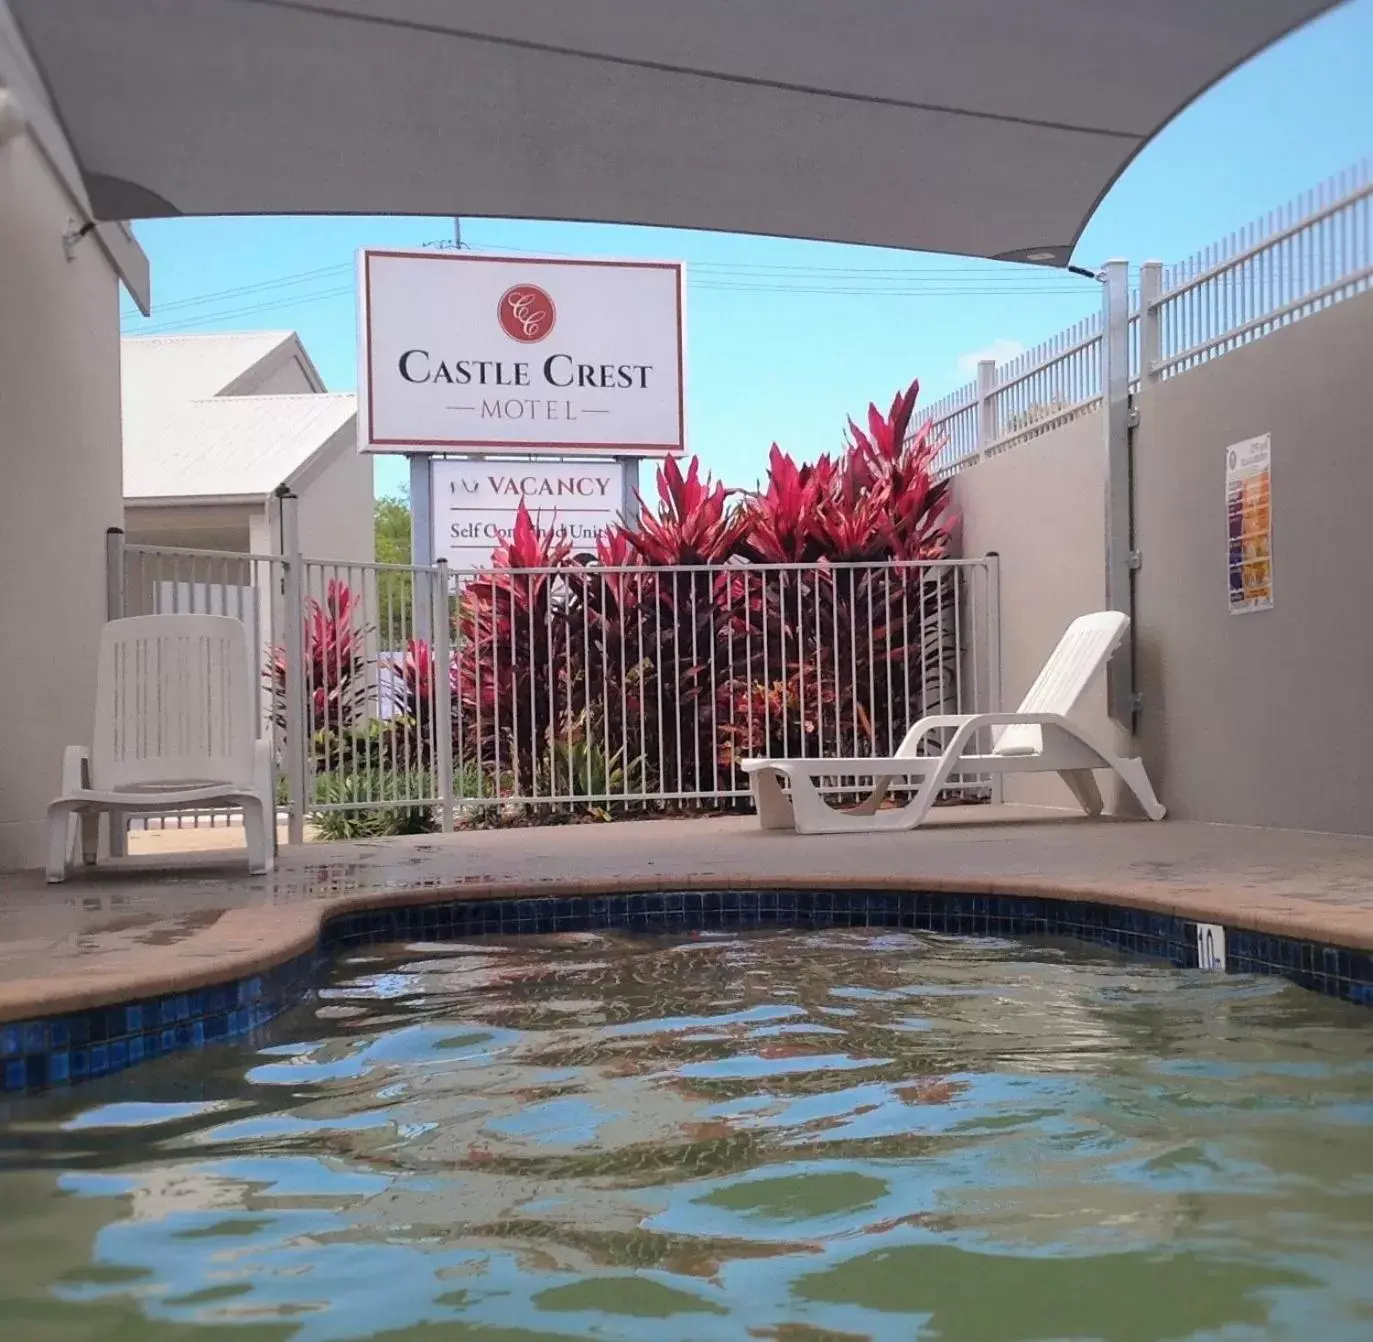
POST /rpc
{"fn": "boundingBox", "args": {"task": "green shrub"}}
[309,770,438,841]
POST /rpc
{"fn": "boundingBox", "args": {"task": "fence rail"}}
[921,158,1372,473]
[295,555,1000,826]
[114,537,1001,839]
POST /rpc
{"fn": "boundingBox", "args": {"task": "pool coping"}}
[6,869,1373,1093]
[5,866,1373,1026]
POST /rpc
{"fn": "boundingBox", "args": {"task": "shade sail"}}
[10,0,1342,264]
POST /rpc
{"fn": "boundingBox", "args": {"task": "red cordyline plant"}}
[381,636,460,770]
[720,379,960,767]
[617,457,752,791]
[453,504,577,791]
[288,381,962,810]
[626,455,751,566]
[266,578,371,768]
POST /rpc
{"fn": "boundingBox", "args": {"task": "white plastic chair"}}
[741,611,1165,834]
[46,615,275,881]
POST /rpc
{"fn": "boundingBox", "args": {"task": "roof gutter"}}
[124,493,270,509]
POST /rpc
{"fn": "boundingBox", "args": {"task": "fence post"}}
[433,558,454,832]
[278,488,308,846]
[975,359,997,458]
[103,527,128,856]
[409,454,433,643]
[983,552,1003,806]
[104,527,126,622]
[1138,260,1164,384]
[1100,258,1137,728]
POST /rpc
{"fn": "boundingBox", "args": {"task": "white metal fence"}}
[111,535,1001,840]
[926,158,1372,474]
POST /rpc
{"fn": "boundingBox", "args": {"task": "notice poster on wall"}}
[432,458,625,572]
[1225,434,1273,614]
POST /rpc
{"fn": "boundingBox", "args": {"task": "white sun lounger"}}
[741,610,1165,834]
[46,614,275,881]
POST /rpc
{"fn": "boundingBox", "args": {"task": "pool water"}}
[2,927,1373,1341]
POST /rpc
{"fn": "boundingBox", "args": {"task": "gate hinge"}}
[1128,550,1142,571]
[1126,404,1141,429]
[1130,691,1144,713]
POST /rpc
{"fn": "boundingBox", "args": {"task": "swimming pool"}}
[2,925,1371,1340]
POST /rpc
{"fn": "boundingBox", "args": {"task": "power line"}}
[123,240,1105,317]
[124,268,1096,335]
[125,278,1099,335]
[134,260,353,314]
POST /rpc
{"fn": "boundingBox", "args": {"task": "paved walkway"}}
[3,806,1373,1020]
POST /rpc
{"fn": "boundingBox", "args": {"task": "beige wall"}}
[954,412,1126,809]
[0,134,124,867]
[1133,291,1373,833]
[294,427,375,565]
[123,505,252,552]
[954,289,1373,834]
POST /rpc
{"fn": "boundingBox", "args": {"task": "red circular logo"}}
[497,284,556,343]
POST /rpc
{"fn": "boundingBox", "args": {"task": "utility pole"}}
[453,217,466,250]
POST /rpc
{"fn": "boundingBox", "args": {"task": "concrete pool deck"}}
[2,805,1373,1022]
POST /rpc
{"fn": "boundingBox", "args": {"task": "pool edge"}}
[4,874,1372,1093]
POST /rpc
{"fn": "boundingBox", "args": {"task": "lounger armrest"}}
[950,712,1077,730]
[912,712,1078,733]
[59,744,90,795]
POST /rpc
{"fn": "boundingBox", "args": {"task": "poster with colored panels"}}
[1225,434,1272,614]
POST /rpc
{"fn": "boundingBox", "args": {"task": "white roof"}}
[121,332,356,503]
[13,0,1342,266]
[123,394,357,502]
[120,332,295,425]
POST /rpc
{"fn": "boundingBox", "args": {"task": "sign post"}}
[619,456,642,530]
[407,454,433,641]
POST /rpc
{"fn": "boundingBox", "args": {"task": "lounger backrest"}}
[992,611,1129,757]
[91,615,257,790]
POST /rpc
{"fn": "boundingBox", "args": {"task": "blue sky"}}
[120,0,1373,500]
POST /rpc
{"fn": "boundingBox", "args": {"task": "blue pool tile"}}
[4,888,1373,1099]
